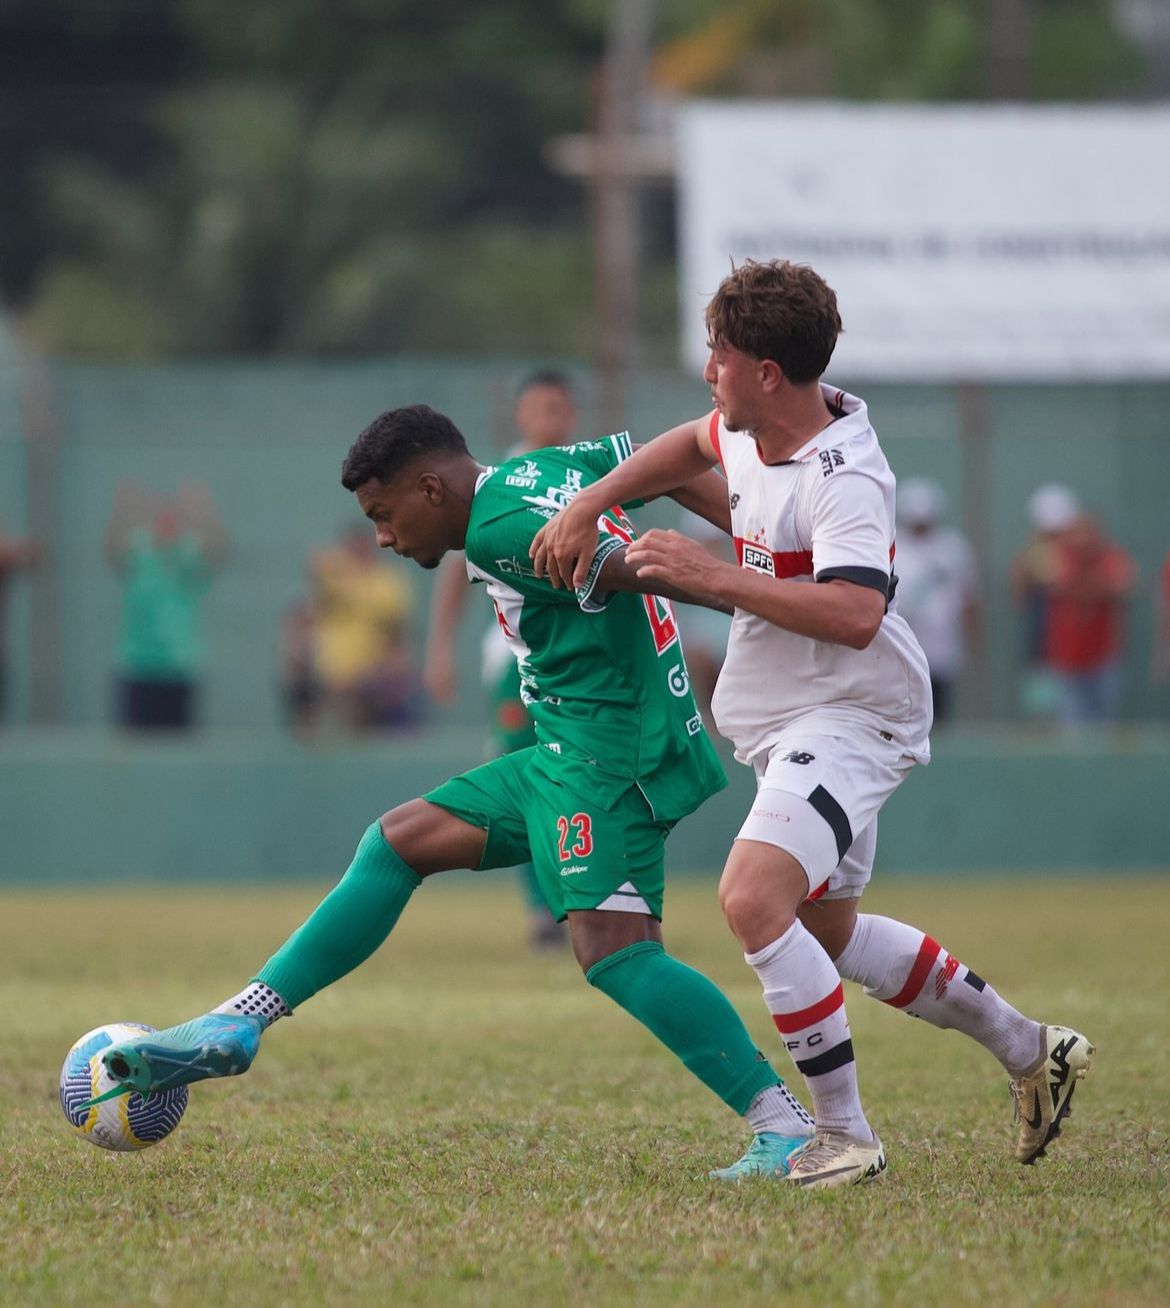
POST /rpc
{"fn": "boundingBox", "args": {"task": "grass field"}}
[2,875,1167,1308]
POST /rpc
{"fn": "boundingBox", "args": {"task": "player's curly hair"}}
[705,259,842,383]
[341,405,470,490]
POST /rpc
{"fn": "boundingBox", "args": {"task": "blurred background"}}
[1,0,1168,890]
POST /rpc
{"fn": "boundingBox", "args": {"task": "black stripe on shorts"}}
[808,784,853,864]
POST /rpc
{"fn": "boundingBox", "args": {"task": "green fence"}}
[1,352,1168,880]
[2,356,1169,730]
[1,726,1166,883]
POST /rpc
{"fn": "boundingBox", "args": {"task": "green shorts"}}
[490,659,537,755]
[424,747,672,920]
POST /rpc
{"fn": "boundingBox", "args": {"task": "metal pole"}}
[986,0,1035,99]
[956,381,992,720]
[594,0,658,432]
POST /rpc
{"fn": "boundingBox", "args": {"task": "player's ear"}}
[758,359,784,392]
[417,471,444,504]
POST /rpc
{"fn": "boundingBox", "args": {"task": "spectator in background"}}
[893,479,980,725]
[0,519,38,723]
[1045,514,1136,724]
[424,369,578,948]
[309,525,418,731]
[1010,483,1080,720]
[106,481,226,730]
[279,588,321,735]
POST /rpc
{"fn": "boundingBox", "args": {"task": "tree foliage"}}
[0,0,1149,359]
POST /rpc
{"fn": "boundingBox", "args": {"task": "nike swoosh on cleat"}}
[789,1163,870,1187]
[1025,1091,1044,1131]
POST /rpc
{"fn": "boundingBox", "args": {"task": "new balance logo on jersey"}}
[729,493,741,508]
[819,449,846,477]
[782,751,815,765]
[742,543,775,576]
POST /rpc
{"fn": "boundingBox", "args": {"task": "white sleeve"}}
[802,467,893,598]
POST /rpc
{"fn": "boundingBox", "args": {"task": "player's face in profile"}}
[515,384,576,448]
[703,341,763,433]
[354,475,448,570]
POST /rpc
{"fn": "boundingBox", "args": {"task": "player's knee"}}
[718,860,800,950]
[570,909,661,975]
[377,800,433,870]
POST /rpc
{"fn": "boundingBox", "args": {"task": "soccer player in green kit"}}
[89,403,820,1180]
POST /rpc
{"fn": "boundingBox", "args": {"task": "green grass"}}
[2,876,1167,1308]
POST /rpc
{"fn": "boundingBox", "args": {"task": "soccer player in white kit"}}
[532,259,1094,1188]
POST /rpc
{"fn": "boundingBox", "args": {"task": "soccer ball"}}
[59,1023,188,1151]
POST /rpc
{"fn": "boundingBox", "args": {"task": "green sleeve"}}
[466,509,580,604]
[566,433,643,509]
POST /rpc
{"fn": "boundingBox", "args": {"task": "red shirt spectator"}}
[1045,517,1136,673]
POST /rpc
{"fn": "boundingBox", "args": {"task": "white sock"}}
[835,914,1043,1077]
[214,982,291,1027]
[745,1083,815,1137]
[747,921,871,1139]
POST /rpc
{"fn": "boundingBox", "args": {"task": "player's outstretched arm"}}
[665,467,732,537]
[628,531,885,648]
[595,541,731,614]
[531,417,716,589]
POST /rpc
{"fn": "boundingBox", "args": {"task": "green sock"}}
[256,821,421,1009]
[586,940,780,1115]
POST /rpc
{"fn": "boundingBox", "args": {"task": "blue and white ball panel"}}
[59,1022,188,1151]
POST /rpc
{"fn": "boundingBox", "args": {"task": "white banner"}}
[677,103,1170,380]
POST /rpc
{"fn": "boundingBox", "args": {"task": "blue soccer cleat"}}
[708,1131,815,1181]
[81,1012,266,1107]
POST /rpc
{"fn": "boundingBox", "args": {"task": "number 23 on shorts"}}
[556,812,594,861]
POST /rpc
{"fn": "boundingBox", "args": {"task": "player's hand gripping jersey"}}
[709,386,933,765]
[464,437,726,821]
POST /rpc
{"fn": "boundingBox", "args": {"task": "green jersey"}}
[463,435,726,822]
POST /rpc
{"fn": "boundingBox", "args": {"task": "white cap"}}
[1027,483,1079,533]
[898,478,946,527]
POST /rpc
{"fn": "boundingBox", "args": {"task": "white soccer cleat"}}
[783,1129,886,1189]
[1009,1024,1095,1164]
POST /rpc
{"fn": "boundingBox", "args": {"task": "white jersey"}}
[709,384,932,766]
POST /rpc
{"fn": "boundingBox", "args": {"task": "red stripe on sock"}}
[884,935,942,1009]
[771,982,844,1034]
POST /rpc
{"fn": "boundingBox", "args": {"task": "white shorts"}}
[735,719,917,900]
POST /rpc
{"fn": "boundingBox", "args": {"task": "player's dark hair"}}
[516,369,574,398]
[340,405,470,491]
[705,260,842,383]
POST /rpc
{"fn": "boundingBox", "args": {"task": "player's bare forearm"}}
[530,418,714,588]
[596,547,732,614]
[664,468,731,535]
[627,530,885,649]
